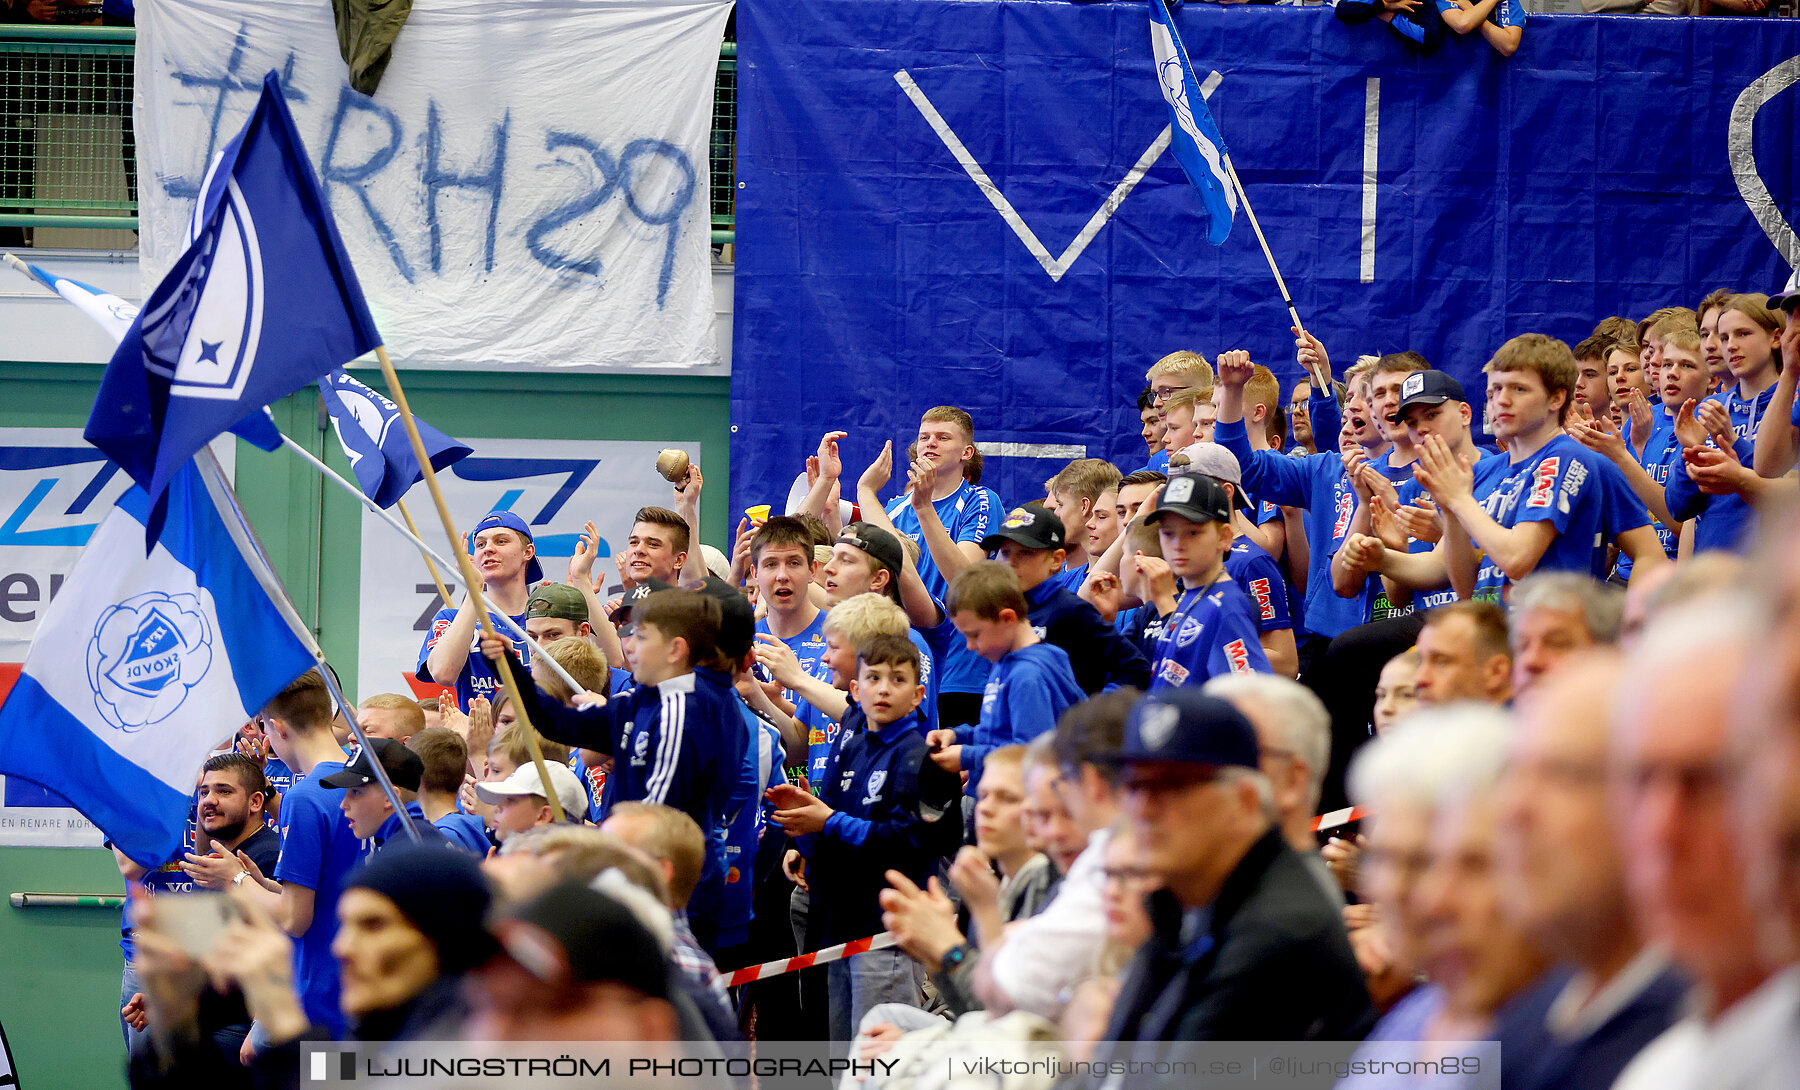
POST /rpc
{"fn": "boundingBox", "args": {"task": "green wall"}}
[0,359,731,1090]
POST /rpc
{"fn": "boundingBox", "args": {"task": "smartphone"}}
[150,892,240,959]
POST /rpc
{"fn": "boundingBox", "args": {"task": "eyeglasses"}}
[1151,385,1184,403]
[1101,865,1157,890]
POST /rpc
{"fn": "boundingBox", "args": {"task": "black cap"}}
[694,575,756,662]
[320,737,424,793]
[494,881,671,997]
[837,522,905,577]
[980,504,1065,552]
[616,577,674,624]
[1390,370,1467,423]
[1143,471,1231,526]
[346,844,498,973]
[1105,689,1261,768]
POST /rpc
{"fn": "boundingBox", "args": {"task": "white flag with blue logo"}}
[2,254,139,342]
[1148,0,1236,246]
[0,461,314,867]
[317,369,472,509]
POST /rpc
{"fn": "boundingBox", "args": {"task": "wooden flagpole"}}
[370,345,566,822]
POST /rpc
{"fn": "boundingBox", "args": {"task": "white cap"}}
[475,760,587,819]
[700,543,732,583]
[1175,442,1243,486]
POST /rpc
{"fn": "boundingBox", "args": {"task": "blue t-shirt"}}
[1149,577,1272,691]
[1665,383,1775,554]
[1392,451,1511,614]
[1617,410,1680,580]
[1045,561,1089,595]
[886,480,1004,694]
[1131,450,1173,475]
[965,642,1084,793]
[718,702,771,950]
[1472,436,1644,602]
[1435,0,1525,28]
[909,620,947,735]
[433,811,491,855]
[754,610,829,711]
[262,755,295,841]
[1224,538,1292,634]
[271,760,363,1037]
[416,607,532,711]
[1217,419,1378,638]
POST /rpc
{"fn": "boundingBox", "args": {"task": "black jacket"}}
[1100,827,1375,1050]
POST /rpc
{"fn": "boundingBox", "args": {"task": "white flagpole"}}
[273,431,587,698]
[192,449,423,843]
[1220,155,1333,397]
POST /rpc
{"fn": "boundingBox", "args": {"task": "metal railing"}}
[0,27,737,246]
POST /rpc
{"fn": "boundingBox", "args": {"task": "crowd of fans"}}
[109,283,1800,1090]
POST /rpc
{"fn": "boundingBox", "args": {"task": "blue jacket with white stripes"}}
[492,651,748,935]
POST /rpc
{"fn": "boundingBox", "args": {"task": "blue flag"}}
[1148,0,1236,246]
[0,461,314,868]
[84,72,380,542]
[318,369,472,509]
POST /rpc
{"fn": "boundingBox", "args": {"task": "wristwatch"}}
[939,943,971,976]
[232,871,250,887]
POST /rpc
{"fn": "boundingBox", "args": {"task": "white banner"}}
[0,429,234,849]
[134,0,732,372]
[357,437,704,700]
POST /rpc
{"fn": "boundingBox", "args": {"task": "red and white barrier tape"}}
[725,931,897,987]
[1310,805,1370,833]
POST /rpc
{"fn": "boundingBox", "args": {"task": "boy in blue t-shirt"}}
[1141,470,1272,691]
[877,407,1004,726]
[925,561,1084,796]
[749,517,830,709]
[768,634,960,1042]
[415,510,538,711]
[1414,335,1663,602]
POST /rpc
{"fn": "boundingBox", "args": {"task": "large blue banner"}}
[732,1,1800,511]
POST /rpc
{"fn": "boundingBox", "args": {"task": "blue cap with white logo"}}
[472,510,544,584]
[1107,688,1261,768]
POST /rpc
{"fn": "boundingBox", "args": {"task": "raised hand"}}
[1392,498,1442,544]
[1412,435,1473,505]
[1294,327,1331,379]
[1673,398,1708,451]
[1566,413,1627,462]
[1618,387,1654,450]
[1367,497,1408,552]
[817,431,847,480]
[1081,569,1124,621]
[730,517,755,586]
[1216,348,1254,388]
[859,440,895,497]
[753,632,805,687]
[1338,533,1386,578]
[1695,399,1736,452]
[1132,553,1177,604]
[569,520,601,585]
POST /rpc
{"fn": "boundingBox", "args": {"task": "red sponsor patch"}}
[1250,578,1274,621]
[1526,457,1560,509]
[1333,488,1354,539]
[1225,638,1252,673]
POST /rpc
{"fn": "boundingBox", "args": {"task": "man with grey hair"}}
[1097,687,1372,1046]
[1342,705,1545,1073]
[1610,596,1786,1090]
[1203,674,1333,887]
[1492,650,1684,1090]
[1506,572,1623,697]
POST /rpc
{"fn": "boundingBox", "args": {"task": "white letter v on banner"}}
[894,68,1222,283]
